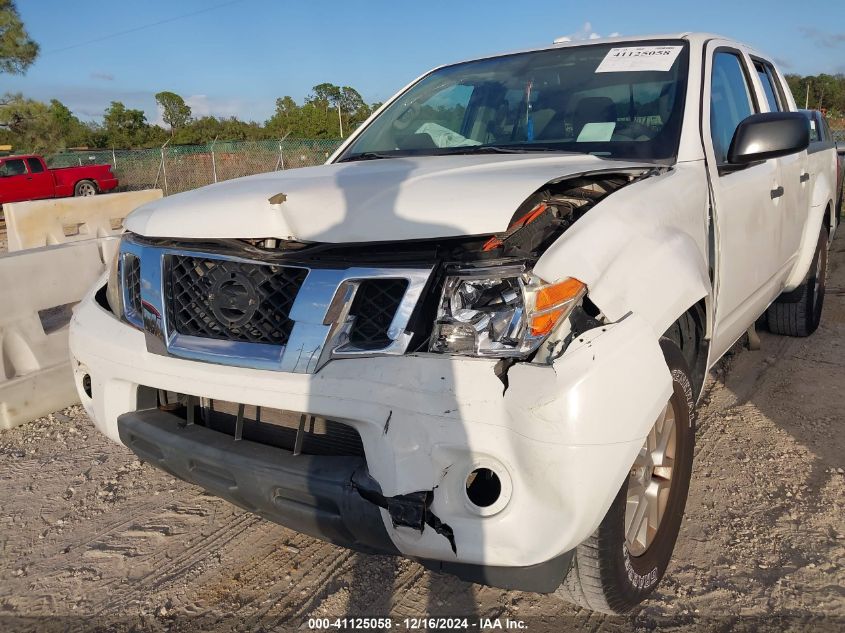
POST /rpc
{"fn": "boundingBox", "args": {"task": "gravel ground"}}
[0,235,843,633]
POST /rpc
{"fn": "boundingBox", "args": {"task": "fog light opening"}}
[465,468,502,508]
[82,374,92,399]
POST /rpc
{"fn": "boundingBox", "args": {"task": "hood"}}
[125,154,654,243]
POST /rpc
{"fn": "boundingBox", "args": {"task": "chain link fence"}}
[47,138,343,195]
[43,130,845,197]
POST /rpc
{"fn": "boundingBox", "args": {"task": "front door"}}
[705,45,789,359]
[0,158,35,203]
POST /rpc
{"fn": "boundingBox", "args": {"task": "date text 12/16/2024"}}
[308,617,529,630]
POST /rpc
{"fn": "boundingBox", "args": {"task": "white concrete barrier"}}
[0,239,114,429]
[4,189,162,252]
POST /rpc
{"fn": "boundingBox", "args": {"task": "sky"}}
[6,0,845,125]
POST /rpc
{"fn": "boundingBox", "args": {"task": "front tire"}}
[766,225,828,337]
[555,339,696,614]
[74,180,98,197]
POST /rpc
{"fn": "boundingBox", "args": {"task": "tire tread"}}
[766,226,827,337]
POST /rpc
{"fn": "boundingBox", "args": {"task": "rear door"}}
[751,58,808,262]
[25,157,56,200]
[705,45,787,359]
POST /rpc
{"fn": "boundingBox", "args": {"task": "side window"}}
[26,158,44,173]
[753,60,782,112]
[710,52,756,164]
[0,159,27,176]
[820,116,832,142]
[808,115,822,143]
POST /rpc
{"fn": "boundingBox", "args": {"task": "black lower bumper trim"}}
[117,408,574,593]
[117,408,398,555]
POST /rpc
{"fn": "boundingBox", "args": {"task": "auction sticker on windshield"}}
[595,46,682,72]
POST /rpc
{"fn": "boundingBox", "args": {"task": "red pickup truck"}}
[0,154,118,206]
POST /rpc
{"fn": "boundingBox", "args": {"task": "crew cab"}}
[0,154,118,206]
[69,33,838,613]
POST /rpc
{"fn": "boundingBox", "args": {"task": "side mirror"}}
[727,112,809,164]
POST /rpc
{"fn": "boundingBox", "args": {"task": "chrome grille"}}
[123,253,142,326]
[348,279,409,349]
[164,255,307,346]
[120,237,433,373]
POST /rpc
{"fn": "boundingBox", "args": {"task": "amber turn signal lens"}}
[529,278,586,336]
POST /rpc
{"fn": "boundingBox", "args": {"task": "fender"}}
[782,198,832,292]
[534,163,712,338]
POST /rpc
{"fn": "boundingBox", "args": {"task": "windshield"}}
[340,40,690,162]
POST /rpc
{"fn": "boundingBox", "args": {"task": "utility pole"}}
[337,105,344,137]
[804,83,810,109]
[210,135,219,183]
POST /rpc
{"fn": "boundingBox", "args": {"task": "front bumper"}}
[118,407,575,592]
[69,278,672,581]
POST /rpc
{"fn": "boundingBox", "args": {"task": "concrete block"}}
[4,189,162,252]
[0,239,113,429]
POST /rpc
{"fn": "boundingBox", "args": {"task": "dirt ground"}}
[1,235,843,633]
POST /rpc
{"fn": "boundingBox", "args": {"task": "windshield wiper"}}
[446,145,573,155]
[338,145,574,162]
[337,152,398,162]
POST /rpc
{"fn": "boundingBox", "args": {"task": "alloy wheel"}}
[624,400,677,556]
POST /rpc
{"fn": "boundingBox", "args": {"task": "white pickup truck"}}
[69,33,839,613]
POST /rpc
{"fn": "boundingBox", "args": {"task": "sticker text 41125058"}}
[595,46,682,73]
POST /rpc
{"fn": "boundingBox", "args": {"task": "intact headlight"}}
[105,245,123,317]
[430,266,586,357]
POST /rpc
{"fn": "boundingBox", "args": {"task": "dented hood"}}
[125,154,653,243]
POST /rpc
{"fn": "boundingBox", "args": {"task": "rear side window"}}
[820,115,832,142]
[808,114,822,142]
[0,159,27,176]
[710,52,756,165]
[753,60,783,112]
[26,158,44,173]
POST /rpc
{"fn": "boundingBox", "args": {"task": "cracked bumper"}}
[69,281,672,573]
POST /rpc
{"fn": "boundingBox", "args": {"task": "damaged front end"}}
[91,166,671,590]
[235,168,657,366]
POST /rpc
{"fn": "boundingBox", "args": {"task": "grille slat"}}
[123,253,142,323]
[165,255,307,346]
[200,400,365,457]
[348,279,409,349]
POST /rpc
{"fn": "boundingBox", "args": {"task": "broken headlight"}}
[430,266,586,357]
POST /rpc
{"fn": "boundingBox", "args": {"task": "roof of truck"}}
[448,32,767,67]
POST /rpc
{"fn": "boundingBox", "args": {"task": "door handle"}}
[800,172,810,183]
[770,186,784,199]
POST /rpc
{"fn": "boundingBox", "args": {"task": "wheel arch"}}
[783,201,833,291]
[662,299,709,401]
[74,178,99,194]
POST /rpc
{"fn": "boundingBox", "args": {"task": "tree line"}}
[784,73,845,119]
[0,84,381,154]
